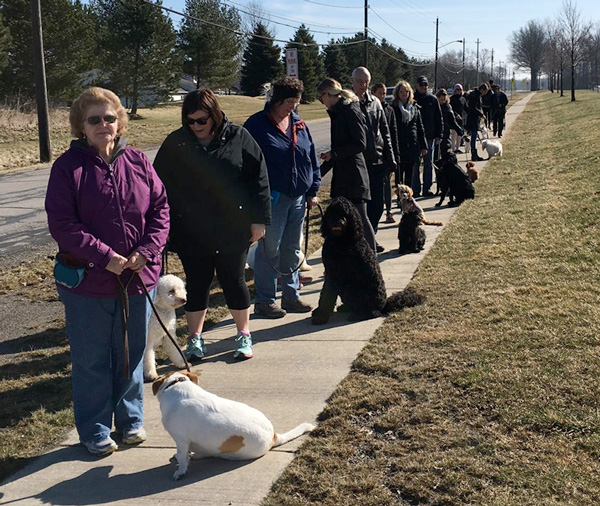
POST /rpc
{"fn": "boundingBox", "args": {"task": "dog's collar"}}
[163,376,187,391]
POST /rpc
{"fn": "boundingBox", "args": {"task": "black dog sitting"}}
[312,197,425,324]
[434,150,475,207]
[398,211,426,255]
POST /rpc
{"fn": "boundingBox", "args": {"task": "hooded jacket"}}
[154,117,271,256]
[243,106,321,198]
[324,99,371,201]
[45,138,170,297]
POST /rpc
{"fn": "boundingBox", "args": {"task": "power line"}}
[303,0,363,8]
[367,40,431,67]
[369,6,432,44]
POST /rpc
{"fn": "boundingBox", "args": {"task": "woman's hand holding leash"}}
[106,254,128,275]
[124,251,148,273]
[250,223,266,244]
[307,196,319,209]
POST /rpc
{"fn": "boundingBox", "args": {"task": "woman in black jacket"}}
[465,85,487,161]
[154,89,271,361]
[316,78,376,251]
[436,88,463,157]
[390,80,427,191]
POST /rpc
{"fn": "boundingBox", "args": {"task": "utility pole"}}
[476,38,480,85]
[433,17,439,91]
[462,38,465,87]
[364,0,368,67]
[490,49,494,81]
[31,0,51,162]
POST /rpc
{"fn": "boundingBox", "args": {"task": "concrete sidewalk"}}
[0,94,533,506]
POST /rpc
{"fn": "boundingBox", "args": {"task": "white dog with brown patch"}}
[144,274,188,382]
[153,371,316,480]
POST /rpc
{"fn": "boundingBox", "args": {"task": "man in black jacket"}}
[414,75,443,197]
[352,66,397,252]
[492,84,508,137]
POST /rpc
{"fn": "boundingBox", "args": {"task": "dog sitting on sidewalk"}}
[153,371,315,480]
[312,197,425,324]
[144,274,188,382]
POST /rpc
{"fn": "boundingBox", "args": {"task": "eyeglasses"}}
[317,93,326,104]
[186,116,211,126]
[86,115,117,125]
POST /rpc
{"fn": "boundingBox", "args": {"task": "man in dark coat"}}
[352,66,397,252]
[492,84,509,137]
[414,75,443,197]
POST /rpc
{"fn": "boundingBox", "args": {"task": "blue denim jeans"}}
[58,286,154,444]
[254,193,305,303]
[412,137,435,194]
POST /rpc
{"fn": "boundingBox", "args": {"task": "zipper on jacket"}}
[104,158,131,252]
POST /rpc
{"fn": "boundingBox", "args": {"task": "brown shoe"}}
[281,298,312,313]
[254,302,286,319]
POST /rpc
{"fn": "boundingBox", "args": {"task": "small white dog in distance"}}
[481,139,503,159]
[153,371,316,480]
[144,274,188,382]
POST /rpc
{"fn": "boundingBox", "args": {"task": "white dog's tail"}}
[273,423,315,448]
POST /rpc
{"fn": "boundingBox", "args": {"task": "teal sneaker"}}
[233,331,253,360]
[184,333,206,360]
[82,437,118,457]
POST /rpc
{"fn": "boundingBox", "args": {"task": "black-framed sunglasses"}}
[186,116,211,126]
[86,115,117,125]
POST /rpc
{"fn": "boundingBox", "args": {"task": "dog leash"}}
[116,270,191,379]
[260,203,323,277]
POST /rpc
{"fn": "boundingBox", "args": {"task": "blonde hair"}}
[391,80,414,106]
[316,78,358,104]
[70,87,128,139]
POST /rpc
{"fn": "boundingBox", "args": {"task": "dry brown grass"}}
[263,91,600,506]
[0,96,328,175]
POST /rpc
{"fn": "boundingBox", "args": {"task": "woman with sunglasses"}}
[315,78,375,251]
[154,89,271,363]
[45,87,170,456]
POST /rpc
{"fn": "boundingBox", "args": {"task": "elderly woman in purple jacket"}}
[45,87,170,457]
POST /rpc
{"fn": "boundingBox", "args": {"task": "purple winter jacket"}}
[45,138,170,297]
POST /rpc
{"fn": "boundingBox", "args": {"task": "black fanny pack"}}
[54,252,87,288]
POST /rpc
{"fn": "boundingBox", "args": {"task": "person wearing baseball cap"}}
[413,75,442,197]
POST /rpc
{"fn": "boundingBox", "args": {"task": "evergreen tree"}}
[285,25,322,102]
[380,40,410,86]
[323,39,349,86]
[0,0,97,101]
[0,13,11,78]
[178,0,242,89]
[240,22,282,96]
[93,0,180,114]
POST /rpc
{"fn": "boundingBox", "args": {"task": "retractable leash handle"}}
[261,202,323,277]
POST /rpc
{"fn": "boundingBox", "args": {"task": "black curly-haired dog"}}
[312,197,425,325]
[434,150,475,208]
[398,211,426,255]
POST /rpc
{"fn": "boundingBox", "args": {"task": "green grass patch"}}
[262,91,600,506]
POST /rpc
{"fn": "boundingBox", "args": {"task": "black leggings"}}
[349,198,377,251]
[178,250,250,312]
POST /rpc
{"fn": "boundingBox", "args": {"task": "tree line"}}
[0,0,425,112]
[508,0,599,100]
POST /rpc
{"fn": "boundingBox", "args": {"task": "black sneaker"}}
[376,243,385,253]
[254,302,286,318]
[281,298,312,313]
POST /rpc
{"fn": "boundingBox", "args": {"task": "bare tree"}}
[509,20,547,91]
[559,0,593,101]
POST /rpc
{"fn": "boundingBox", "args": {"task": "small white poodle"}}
[144,274,188,382]
[481,139,503,159]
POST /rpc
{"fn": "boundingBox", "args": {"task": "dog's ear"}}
[152,372,175,395]
[181,370,200,385]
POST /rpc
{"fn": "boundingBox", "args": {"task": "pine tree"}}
[380,40,410,86]
[178,0,242,89]
[240,22,283,96]
[0,13,11,78]
[0,0,97,101]
[286,25,323,102]
[323,39,350,86]
[93,0,181,114]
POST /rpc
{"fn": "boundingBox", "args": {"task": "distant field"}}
[0,95,328,175]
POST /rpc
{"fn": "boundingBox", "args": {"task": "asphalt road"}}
[0,118,331,268]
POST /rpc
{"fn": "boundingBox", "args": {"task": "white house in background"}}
[169,76,197,102]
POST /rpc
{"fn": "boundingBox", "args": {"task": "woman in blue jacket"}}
[244,77,321,319]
